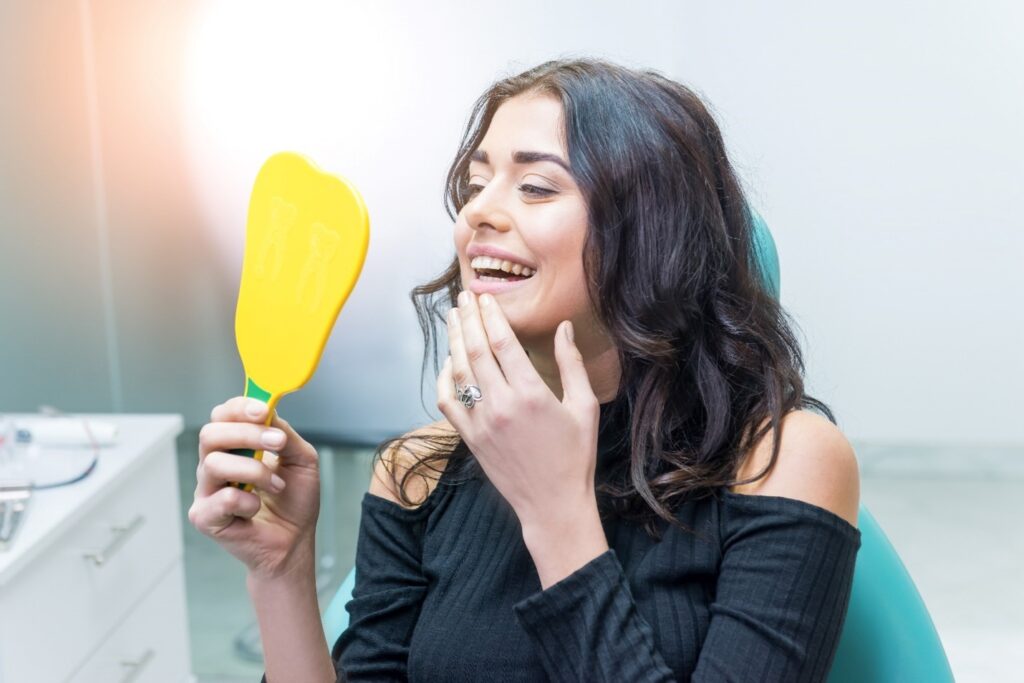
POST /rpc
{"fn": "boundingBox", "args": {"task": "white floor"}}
[176,432,1024,682]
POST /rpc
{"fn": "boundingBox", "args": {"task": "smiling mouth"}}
[474,267,534,282]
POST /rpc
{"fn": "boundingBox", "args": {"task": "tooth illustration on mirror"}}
[296,221,341,314]
[257,196,298,281]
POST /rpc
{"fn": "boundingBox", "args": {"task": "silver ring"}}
[455,382,483,409]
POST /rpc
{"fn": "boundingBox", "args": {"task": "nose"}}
[463,182,512,234]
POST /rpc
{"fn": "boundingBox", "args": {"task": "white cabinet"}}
[0,414,194,683]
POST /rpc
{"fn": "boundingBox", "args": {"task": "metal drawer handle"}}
[83,514,146,566]
[118,647,155,682]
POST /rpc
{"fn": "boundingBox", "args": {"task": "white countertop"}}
[0,413,184,586]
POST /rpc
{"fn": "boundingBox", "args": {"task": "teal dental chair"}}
[321,211,955,682]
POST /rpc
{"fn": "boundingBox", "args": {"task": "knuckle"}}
[221,485,242,509]
[522,392,543,411]
[490,408,512,429]
[198,423,214,450]
[490,334,514,352]
[204,450,223,471]
[466,345,486,363]
[221,396,248,420]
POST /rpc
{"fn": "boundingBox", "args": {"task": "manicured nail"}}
[246,399,264,417]
[480,293,493,307]
[565,321,574,343]
[262,429,284,448]
[458,291,468,306]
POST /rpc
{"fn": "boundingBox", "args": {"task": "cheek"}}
[453,221,469,253]
[453,223,472,282]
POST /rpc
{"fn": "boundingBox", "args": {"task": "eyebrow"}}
[470,149,571,174]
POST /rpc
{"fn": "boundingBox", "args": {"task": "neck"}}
[524,325,620,404]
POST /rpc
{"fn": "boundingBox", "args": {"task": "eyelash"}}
[466,183,553,198]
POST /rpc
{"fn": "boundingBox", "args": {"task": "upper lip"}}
[466,244,536,270]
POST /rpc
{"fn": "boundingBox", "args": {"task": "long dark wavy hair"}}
[373,57,836,540]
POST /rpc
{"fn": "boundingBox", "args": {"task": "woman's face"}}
[454,92,594,348]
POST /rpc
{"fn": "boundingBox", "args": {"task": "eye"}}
[465,183,553,198]
[518,184,554,197]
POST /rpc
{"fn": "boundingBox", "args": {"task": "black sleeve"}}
[512,548,676,682]
[259,490,435,683]
[692,492,861,682]
[510,493,860,683]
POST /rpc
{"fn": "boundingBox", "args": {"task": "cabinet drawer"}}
[0,445,183,682]
[71,560,192,683]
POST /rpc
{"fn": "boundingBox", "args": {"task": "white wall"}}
[674,2,1024,444]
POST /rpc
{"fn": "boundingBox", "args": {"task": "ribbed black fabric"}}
[260,397,861,683]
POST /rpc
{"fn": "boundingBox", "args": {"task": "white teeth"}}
[470,255,534,277]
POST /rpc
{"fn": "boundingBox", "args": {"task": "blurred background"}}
[0,0,1021,681]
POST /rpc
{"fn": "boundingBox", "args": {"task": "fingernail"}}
[246,399,264,417]
[565,321,574,343]
[480,293,492,307]
[270,474,286,492]
[262,429,284,448]
[458,291,468,306]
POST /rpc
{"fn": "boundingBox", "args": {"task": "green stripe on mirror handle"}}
[229,377,274,492]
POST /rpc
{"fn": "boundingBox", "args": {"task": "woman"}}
[190,57,860,682]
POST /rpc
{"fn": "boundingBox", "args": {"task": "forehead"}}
[475,93,566,155]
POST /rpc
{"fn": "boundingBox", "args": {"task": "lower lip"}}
[468,272,536,295]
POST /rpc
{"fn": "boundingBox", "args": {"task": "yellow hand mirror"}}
[228,152,370,491]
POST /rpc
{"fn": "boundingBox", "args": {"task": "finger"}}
[457,291,507,392]
[211,396,272,425]
[197,450,285,497]
[478,293,538,391]
[555,320,595,407]
[198,420,286,463]
[437,355,469,435]
[447,306,481,398]
[209,397,314,463]
[190,486,262,536]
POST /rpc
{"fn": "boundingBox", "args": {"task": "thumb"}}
[555,320,591,405]
[268,411,317,465]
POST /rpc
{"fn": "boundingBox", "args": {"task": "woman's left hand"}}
[438,290,601,534]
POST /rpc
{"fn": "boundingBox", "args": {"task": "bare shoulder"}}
[731,409,860,526]
[368,418,458,510]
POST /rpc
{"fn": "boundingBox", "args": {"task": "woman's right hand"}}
[188,396,322,580]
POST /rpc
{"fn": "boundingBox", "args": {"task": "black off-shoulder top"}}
[261,396,861,682]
